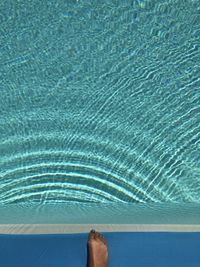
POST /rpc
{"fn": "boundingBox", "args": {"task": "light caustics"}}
[0,0,199,205]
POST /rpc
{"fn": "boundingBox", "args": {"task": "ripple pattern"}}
[0,0,200,204]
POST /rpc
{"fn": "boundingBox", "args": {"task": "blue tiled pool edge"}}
[0,232,200,267]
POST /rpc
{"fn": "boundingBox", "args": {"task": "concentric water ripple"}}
[0,0,200,205]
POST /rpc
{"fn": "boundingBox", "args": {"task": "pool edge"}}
[0,224,200,234]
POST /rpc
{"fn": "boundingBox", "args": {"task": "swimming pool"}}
[0,0,200,223]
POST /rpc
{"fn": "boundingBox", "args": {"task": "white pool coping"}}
[0,224,200,234]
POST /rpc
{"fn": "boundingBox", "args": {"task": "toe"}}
[96,232,101,237]
[95,232,107,245]
[88,229,96,240]
[99,234,107,245]
[94,231,100,239]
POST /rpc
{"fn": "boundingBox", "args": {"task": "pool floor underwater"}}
[0,232,199,267]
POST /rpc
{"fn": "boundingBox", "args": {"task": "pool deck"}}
[1,231,200,267]
[0,224,200,234]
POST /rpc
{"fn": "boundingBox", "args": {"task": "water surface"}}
[0,0,200,222]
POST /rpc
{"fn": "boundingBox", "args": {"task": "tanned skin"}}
[87,230,108,267]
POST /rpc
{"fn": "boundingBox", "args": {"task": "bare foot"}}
[87,229,108,267]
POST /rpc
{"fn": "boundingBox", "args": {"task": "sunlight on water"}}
[0,0,199,223]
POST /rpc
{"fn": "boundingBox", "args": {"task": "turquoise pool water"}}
[0,0,200,222]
